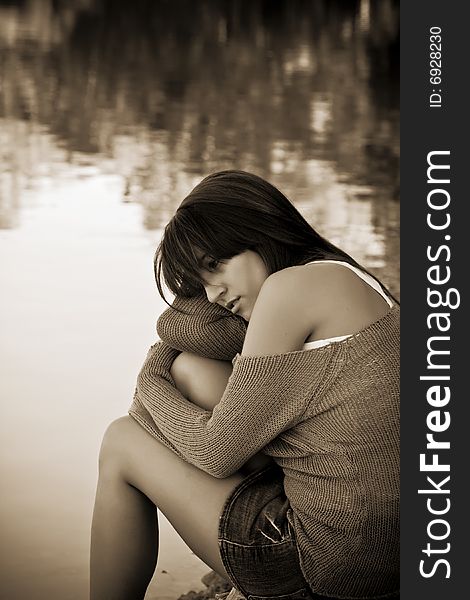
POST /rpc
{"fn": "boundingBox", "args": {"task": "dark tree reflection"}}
[0,0,399,295]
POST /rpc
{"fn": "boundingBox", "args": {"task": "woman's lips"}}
[225,297,241,314]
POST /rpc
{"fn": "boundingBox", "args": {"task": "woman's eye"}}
[207,258,219,271]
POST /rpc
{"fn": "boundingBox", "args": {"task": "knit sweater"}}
[129,296,400,599]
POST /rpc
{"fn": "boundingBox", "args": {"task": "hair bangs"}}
[155,219,202,299]
[155,206,250,300]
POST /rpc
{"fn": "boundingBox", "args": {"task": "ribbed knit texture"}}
[157,294,247,359]
[129,296,399,599]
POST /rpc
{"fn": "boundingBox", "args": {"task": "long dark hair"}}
[155,170,394,303]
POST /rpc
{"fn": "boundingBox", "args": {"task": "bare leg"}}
[90,353,272,599]
[90,446,158,600]
[169,353,233,410]
[90,416,243,600]
[90,356,239,599]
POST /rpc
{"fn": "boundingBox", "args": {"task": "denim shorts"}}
[218,464,333,600]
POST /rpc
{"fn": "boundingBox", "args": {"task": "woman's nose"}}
[204,283,226,304]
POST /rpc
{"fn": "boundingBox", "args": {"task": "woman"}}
[90,171,400,600]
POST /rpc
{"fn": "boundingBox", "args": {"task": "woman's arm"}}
[240,267,315,356]
[132,342,330,478]
[157,294,247,360]
[128,294,246,458]
[131,270,330,477]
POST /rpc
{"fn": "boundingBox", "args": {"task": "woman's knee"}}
[170,353,232,409]
[98,416,136,476]
[170,352,196,389]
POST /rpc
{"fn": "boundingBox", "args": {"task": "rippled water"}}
[0,1,399,598]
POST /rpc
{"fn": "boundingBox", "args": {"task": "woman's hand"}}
[156,294,247,360]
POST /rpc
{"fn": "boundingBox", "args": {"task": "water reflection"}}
[1,0,399,288]
[0,1,399,598]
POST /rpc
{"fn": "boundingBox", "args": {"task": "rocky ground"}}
[176,571,232,600]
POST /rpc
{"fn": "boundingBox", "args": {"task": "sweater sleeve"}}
[128,296,246,460]
[132,345,336,478]
[156,294,247,360]
[128,340,192,459]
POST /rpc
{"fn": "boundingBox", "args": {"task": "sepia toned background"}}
[0,1,399,598]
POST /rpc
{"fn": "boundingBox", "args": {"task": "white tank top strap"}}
[302,259,393,350]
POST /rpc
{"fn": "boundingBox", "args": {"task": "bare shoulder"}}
[260,261,378,309]
[259,264,313,296]
[301,261,369,301]
[255,264,318,315]
[241,266,317,356]
[301,260,389,302]
[242,262,391,356]
[300,261,392,340]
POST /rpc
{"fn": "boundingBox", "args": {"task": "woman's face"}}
[199,250,269,321]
